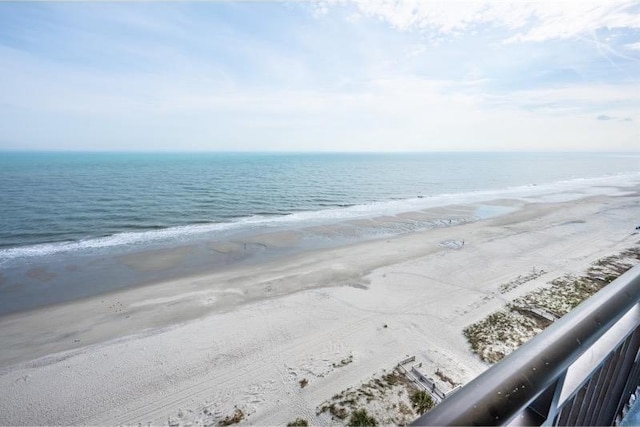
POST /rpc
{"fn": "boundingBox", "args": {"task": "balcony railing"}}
[413,264,640,426]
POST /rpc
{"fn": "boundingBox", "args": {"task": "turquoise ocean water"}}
[0,151,639,314]
[2,151,639,254]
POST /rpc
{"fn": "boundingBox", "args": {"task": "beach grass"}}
[464,246,640,363]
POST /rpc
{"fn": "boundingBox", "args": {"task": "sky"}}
[0,1,638,152]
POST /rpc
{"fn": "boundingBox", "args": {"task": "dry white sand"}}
[1,183,639,426]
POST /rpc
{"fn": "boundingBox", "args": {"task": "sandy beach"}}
[1,183,639,426]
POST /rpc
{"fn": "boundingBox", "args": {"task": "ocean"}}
[1,151,639,314]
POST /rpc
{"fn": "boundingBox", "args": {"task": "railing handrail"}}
[412,264,640,426]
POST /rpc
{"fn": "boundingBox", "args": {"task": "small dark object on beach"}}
[300,378,308,388]
[219,408,244,426]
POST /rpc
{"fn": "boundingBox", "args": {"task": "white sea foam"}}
[2,172,638,263]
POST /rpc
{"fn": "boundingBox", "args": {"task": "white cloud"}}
[2,2,638,152]
[335,0,640,42]
[2,55,637,152]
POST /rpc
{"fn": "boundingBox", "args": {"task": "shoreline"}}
[1,184,639,425]
[0,196,488,317]
[2,172,638,318]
